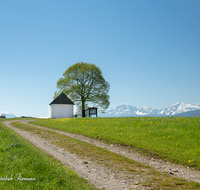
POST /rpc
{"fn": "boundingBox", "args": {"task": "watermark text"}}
[0,174,35,181]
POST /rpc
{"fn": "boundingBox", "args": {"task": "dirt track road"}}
[3,120,200,189]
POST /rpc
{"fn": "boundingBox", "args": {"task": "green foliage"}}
[32,117,200,170]
[55,62,110,116]
[0,123,95,190]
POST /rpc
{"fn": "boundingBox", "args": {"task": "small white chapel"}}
[49,92,75,119]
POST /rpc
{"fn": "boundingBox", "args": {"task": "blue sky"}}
[1,0,200,117]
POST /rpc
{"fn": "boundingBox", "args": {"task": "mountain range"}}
[0,111,16,118]
[101,102,200,117]
[1,102,200,118]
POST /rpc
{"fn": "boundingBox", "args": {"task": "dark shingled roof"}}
[49,92,75,105]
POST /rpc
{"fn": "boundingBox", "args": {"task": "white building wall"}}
[50,104,74,119]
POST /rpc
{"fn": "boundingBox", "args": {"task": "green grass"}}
[11,121,200,189]
[31,117,200,169]
[0,121,95,190]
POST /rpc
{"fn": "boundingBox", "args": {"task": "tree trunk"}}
[82,109,85,117]
[82,98,85,117]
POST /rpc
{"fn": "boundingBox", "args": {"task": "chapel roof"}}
[49,92,75,105]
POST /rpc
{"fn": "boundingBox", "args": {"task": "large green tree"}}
[55,62,110,117]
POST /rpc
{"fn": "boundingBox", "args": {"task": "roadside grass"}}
[0,122,95,190]
[12,121,200,189]
[31,117,200,170]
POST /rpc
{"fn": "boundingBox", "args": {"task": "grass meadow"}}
[31,117,200,170]
[11,121,200,189]
[0,119,95,190]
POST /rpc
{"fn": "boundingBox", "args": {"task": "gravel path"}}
[3,120,200,189]
[3,120,145,189]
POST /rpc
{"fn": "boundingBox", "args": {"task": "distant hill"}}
[174,109,200,117]
[100,102,200,117]
[0,111,16,118]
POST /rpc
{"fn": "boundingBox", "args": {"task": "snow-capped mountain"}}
[105,104,138,117]
[101,102,200,117]
[0,111,16,118]
[159,102,200,116]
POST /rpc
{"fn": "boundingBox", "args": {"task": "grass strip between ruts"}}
[12,121,200,190]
